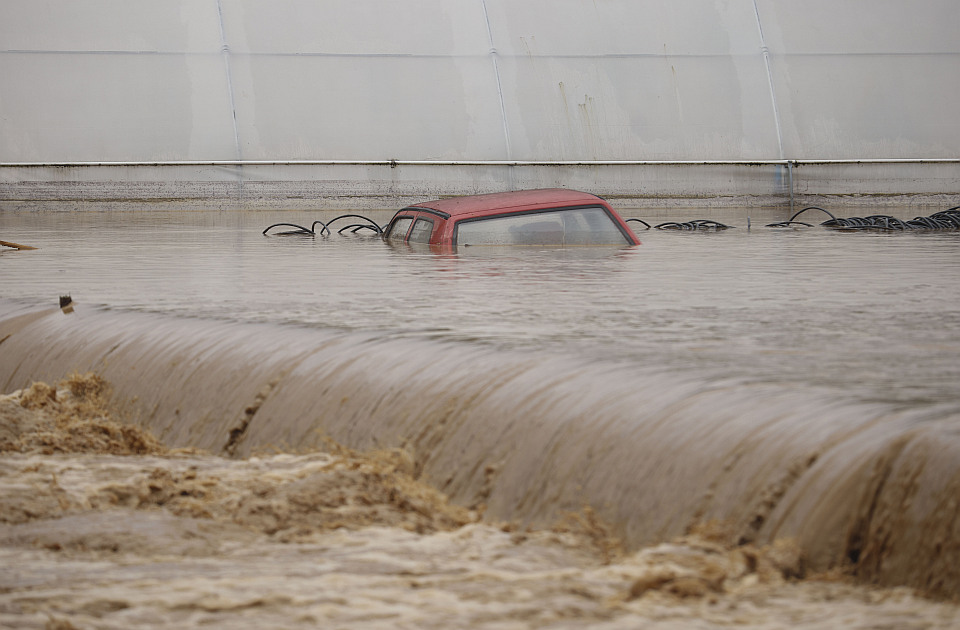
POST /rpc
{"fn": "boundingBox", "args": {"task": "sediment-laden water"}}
[1,374,958,629]
[1,205,959,626]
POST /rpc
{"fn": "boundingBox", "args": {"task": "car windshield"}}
[455,206,630,247]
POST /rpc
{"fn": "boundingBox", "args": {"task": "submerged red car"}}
[384,188,640,249]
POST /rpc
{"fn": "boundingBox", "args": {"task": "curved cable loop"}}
[323,214,384,236]
[262,222,316,236]
[263,214,383,237]
[337,223,383,235]
[625,218,652,229]
[788,206,839,224]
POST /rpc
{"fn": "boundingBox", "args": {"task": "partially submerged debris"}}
[0,239,38,250]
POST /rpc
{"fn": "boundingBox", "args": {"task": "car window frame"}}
[385,207,450,243]
[408,217,436,244]
[385,214,415,241]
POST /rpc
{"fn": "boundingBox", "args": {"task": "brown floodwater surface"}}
[2,206,958,406]
[1,206,960,625]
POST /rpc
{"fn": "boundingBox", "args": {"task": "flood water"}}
[2,204,960,628]
[2,206,959,407]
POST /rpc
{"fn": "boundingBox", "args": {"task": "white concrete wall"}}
[1,0,958,206]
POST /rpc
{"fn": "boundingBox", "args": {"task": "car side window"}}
[408,218,434,244]
[456,207,629,246]
[386,217,413,241]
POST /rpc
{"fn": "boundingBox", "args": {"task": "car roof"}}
[407,188,608,218]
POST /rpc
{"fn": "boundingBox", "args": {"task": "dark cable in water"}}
[263,214,384,237]
[625,218,651,230]
[765,206,837,228]
[625,205,959,232]
[337,224,382,235]
[261,222,316,236]
[765,205,960,231]
[321,215,384,236]
[653,219,733,231]
[623,217,734,231]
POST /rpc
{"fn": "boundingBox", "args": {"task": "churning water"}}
[1,205,960,627]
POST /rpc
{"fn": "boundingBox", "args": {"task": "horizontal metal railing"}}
[1,158,958,168]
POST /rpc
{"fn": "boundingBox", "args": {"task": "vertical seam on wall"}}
[752,0,784,160]
[216,0,242,161]
[480,0,512,160]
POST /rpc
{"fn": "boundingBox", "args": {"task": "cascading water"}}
[2,297,958,596]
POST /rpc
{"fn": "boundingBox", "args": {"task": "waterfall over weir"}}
[2,299,958,597]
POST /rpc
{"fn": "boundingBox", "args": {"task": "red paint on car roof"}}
[388,188,641,249]
[409,188,608,218]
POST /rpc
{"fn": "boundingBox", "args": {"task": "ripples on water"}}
[2,206,958,408]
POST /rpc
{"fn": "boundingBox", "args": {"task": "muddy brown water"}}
[1,206,960,627]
